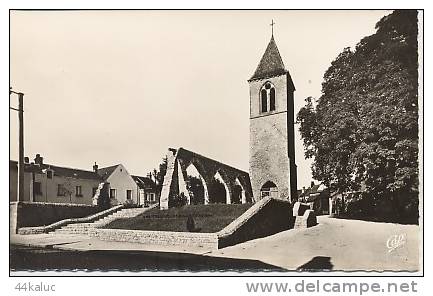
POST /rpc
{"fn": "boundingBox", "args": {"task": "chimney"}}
[24,157,29,164]
[34,154,43,165]
[93,162,98,173]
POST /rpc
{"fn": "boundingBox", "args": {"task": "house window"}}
[147,192,156,202]
[46,170,53,179]
[57,184,65,196]
[126,190,132,200]
[75,185,82,197]
[34,182,42,195]
[110,189,116,198]
[260,82,276,113]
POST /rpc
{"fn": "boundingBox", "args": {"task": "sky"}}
[10,10,391,188]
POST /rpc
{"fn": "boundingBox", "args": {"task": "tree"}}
[152,156,168,195]
[187,175,204,204]
[59,177,74,203]
[208,178,227,204]
[297,10,419,223]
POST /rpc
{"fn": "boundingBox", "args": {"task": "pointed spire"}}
[249,35,287,81]
[270,19,275,37]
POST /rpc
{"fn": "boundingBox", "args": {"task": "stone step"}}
[62,223,94,228]
[53,229,89,234]
[49,207,150,235]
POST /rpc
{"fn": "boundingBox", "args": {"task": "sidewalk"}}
[11,232,213,255]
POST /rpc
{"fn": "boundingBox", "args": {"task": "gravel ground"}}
[207,216,420,271]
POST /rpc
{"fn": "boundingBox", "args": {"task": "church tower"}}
[248,33,297,202]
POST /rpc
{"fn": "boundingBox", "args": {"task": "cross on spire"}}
[270,19,275,36]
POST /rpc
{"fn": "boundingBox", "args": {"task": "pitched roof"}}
[131,175,156,190]
[10,160,102,181]
[299,183,326,199]
[97,164,120,180]
[250,36,288,81]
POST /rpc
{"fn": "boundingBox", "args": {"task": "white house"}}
[96,164,139,205]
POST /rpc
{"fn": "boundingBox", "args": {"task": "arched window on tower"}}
[261,89,267,113]
[270,88,276,111]
[260,82,276,113]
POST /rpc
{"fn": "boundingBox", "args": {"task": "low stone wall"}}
[10,202,19,234]
[292,201,310,216]
[218,197,294,248]
[85,198,293,250]
[89,228,218,249]
[11,201,101,228]
[294,209,317,229]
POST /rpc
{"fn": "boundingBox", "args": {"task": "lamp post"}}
[10,88,25,202]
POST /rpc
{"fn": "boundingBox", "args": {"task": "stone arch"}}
[185,162,209,205]
[233,177,246,204]
[260,180,278,199]
[209,170,231,204]
[160,147,253,209]
[260,81,276,113]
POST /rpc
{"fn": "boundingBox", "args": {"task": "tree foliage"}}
[187,175,205,204]
[297,10,419,223]
[153,156,168,194]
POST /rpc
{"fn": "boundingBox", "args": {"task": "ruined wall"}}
[160,148,253,209]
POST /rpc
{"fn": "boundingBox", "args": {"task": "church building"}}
[248,32,298,202]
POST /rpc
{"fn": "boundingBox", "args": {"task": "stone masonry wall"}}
[89,228,218,250]
[218,198,294,248]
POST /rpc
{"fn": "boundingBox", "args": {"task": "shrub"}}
[170,193,188,208]
[123,199,137,208]
[186,215,195,232]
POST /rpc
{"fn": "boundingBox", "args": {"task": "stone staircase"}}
[50,207,149,235]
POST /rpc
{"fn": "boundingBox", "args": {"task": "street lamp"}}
[10,87,25,202]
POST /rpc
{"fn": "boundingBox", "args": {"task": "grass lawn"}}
[103,203,252,233]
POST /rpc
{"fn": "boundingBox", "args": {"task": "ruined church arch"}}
[160,147,252,209]
[185,163,209,205]
[210,171,230,204]
[233,177,246,204]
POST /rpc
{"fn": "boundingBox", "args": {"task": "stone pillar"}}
[241,189,246,204]
[159,151,177,210]
[225,184,231,205]
[201,175,209,205]
[177,160,191,204]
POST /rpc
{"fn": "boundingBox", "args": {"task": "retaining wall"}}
[10,201,100,228]
[89,228,218,249]
[217,197,294,248]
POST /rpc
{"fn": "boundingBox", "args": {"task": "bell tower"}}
[248,33,297,202]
